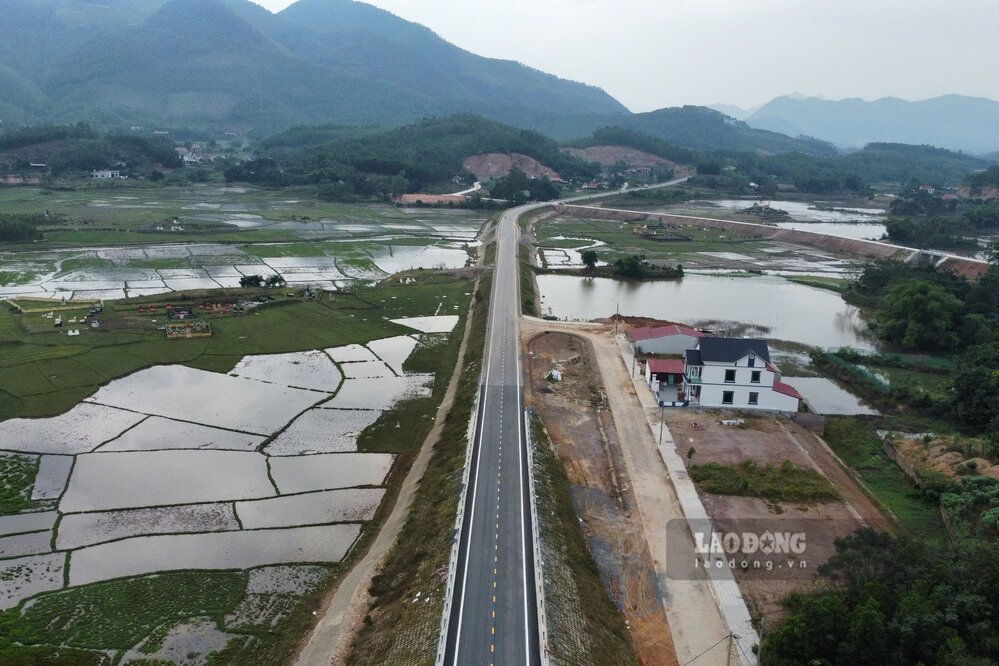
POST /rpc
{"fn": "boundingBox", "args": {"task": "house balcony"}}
[684,372,702,385]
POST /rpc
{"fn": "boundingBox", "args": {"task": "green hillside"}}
[0,0,626,133]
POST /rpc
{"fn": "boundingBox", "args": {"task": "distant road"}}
[442,202,543,665]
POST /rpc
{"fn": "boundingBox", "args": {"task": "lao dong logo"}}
[694,530,807,556]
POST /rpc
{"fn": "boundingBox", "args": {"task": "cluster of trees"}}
[846,261,999,430]
[884,183,999,250]
[487,167,559,204]
[238,274,286,288]
[0,123,181,176]
[965,164,999,192]
[0,214,46,242]
[764,528,999,665]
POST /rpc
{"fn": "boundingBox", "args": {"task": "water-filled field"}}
[0,332,443,622]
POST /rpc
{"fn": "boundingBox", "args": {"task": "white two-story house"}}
[683,337,801,412]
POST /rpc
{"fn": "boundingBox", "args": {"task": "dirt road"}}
[522,320,733,666]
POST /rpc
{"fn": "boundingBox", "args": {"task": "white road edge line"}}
[451,217,502,666]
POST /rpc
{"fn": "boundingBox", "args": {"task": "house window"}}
[748,354,756,368]
[749,392,759,405]
[751,371,761,384]
[724,369,736,383]
[722,391,735,405]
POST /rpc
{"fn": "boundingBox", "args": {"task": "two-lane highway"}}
[443,204,542,666]
[442,181,689,664]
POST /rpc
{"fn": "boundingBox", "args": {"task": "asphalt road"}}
[443,183,690,665]
[443,204,541,666]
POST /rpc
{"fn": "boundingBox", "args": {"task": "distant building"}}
[91,170,124,179]
[682,337,801,412]
[629,324,703,355]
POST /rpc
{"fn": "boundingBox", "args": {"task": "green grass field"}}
[534,215,767,264]
[0,276,474,420]
[689,460,841,504]
[0,184,486,249]
[822,416,947,538]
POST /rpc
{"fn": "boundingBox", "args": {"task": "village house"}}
[629,323,703,355]
[645,358,686,406]
[682,337,801,412]
[91,169,124,179]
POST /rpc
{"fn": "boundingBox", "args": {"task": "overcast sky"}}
[249,0,997,112]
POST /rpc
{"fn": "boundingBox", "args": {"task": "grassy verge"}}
[347,272,491,665]
[784,275,850,293]
[531,417,638,666]
[689,460,840,504]
[822,416,946,538]
[519,242,539,316]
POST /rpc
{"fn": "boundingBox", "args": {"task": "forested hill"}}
[237,115,601,192]
[0,0,626,133]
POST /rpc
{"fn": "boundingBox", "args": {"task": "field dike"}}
[344,272,492,665]
[556,204,991,279]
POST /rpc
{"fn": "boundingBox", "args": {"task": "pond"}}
[780,376,880,415]
[536,273,878,350]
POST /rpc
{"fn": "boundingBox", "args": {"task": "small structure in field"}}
[165,321,213,339]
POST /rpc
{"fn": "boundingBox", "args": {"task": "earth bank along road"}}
[442,203,543,665]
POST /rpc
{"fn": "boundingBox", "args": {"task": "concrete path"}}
[616,334,759,666]
[522,319,741,666]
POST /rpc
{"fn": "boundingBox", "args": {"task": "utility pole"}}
[658,405,666,447]
[614,302,619,336]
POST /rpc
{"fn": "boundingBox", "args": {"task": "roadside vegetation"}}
[347,273,490,664]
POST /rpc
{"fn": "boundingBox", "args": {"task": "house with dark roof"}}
[682,337,801,412]
[628,324,703,355]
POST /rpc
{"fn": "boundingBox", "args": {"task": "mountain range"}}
[0,0,627,133]
[712,94,999,154]
[0,0,840,157]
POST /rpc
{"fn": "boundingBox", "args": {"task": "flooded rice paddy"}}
[98,417,266,452]
[0,331,443,618]
[69,524,362,585]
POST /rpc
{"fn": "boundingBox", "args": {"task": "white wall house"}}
[683,338,801,413]
[629,324,703,355]
[91,170,123,179]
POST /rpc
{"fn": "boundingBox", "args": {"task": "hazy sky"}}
[249,0,997,112]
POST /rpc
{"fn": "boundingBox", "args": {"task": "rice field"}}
[0,309,463,663]
[0,186,485,302]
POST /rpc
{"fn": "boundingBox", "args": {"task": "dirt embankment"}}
[564,145,690,173]
[558,204,992,279]
[525,331,678,666]
[463,153,560,181]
